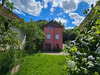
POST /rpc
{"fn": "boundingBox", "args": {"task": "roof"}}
[79,1,100,30]
[44,20,64,28]
[0,4,20,20]
[79,9,95,30]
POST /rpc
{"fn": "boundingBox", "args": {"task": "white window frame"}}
[56,34,59,39]
[47,34,50,39]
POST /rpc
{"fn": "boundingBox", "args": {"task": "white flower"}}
[87,61,94,68]
[84,53,86,55]
[82,58,87,63]
[96,43,99,47]
[75,58,78,60]
[67,60,75,69]
[88,37,93,41]
[88,55,95,61]
[96,46,100,54]
[77,51,83,55]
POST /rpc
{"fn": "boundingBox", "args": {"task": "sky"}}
[0,0,98,29]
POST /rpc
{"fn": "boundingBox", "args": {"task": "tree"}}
[21,20,45,54]
[63,29,77,43]
[36,20,48,30]
[1,0,14,10]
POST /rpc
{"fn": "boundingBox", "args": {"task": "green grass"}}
[15,54,68,75]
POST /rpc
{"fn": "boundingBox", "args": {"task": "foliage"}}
[36,20,48,30]
[55,20,65,26]
[63,29,77,43]
[14,54,68,75]
[9,18,45,54]
[0,50,26,75]
[21,20,45,54]
[0,51,14,75]
[64,1,100,75]
[2,0,14,10]
[0,2,25,75]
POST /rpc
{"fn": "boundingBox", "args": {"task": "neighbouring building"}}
[79,3,99,30]
[0,3,26,50]
[43,20,63,51]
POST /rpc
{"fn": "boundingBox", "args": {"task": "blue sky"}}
[0,0,98,29]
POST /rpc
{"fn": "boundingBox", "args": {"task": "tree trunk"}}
[2,0,5,7]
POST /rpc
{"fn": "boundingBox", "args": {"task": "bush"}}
[64,2,100,75]
[0,51,14,74]
[0,50,26,75]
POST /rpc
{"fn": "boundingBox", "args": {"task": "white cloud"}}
[63,15,66,18]
[54,17,68,25]
[13,9,25,16]
[65,27,74,29]
[69,13,85,26]
[57,13,63,16]
[43,0,52,8]
[11,0,43,16]
[50,7,55,12]
[46,18,49,21]
[8,0,98,16]
[61,0,77,13]
[43,0,98,13]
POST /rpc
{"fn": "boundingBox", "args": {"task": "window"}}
[56,35,59,39]
[49,26,52,29]
[47,34,50,39]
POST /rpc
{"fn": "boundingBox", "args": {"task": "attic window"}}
[49,26,52,29]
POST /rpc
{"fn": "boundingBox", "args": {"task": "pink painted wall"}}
[44,27,63,50]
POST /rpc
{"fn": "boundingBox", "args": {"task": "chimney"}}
[2,0,5,7]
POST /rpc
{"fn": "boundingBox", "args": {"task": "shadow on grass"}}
[42,50,61,53]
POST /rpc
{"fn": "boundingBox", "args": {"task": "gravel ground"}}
[42,52,69,56]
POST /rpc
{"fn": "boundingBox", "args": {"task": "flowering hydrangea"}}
[76,51,83,55]
[88,55,95,61]
[87,61,94,68]
[96,46,100,54]
[82,58,87,63]
[67,60,75,69]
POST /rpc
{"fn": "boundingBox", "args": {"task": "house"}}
[43,20,63,51]
[0,3,26,50]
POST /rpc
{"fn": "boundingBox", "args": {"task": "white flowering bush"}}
[65,1,100,75]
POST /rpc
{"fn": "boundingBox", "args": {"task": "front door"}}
[45,43,51,51]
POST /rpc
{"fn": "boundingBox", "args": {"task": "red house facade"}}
[44,20,63,51]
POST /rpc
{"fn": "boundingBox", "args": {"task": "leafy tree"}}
[22,20,45,54]
[54,20,65,26]
[63,29,77,43]
[1,0,14,10]
[36,20,48,30]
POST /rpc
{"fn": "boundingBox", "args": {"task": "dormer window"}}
[49,26,52,29]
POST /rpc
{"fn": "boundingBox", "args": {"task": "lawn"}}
[14,54,68,75]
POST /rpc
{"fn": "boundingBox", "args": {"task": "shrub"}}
[64,1,100,75]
